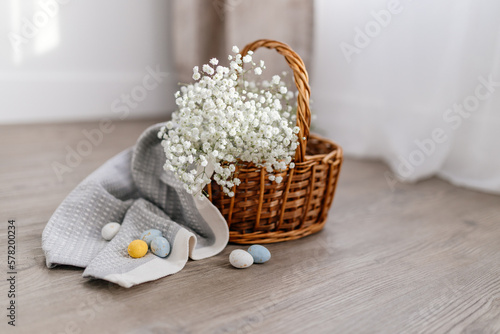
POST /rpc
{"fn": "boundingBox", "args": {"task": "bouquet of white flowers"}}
[158,46,301,198]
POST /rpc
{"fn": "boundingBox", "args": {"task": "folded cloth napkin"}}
[42,123,229,288]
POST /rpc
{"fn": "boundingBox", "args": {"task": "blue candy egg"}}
[151,236,171,258]
[140,229,162,246]
[247,245,271,264]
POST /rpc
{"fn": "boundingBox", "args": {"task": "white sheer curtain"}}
[312,0,500,194]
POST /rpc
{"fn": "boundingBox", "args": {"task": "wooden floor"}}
[1,119,499,334]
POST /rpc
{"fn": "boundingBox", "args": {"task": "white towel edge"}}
[189,195,229,261]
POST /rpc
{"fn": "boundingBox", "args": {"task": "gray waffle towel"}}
[42,123,229,288]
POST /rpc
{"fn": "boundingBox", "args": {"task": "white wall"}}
[0,0,177,124]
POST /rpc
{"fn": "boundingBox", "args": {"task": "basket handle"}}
[241,39,311,162]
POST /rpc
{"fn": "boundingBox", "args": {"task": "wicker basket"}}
[206,39,343,244]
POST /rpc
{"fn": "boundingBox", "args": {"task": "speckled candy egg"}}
[128,240,148,258]
[101,222,120,241]
[229,249,254,269]
[247,245,271,264]
[140,229,162,246]
[151,236,170,258]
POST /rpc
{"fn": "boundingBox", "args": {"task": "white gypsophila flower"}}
[158,46,299,198]
[202,64,214,75]
[232,46,239,53]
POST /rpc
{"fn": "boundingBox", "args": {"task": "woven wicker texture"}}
[207,39,343,244]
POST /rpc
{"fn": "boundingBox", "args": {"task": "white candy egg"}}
[101,222,120,241]
[229,249,254,269]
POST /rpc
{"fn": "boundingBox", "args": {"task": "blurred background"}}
[1,0,499,194]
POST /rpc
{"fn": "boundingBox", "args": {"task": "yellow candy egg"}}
[128,240,148,258]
